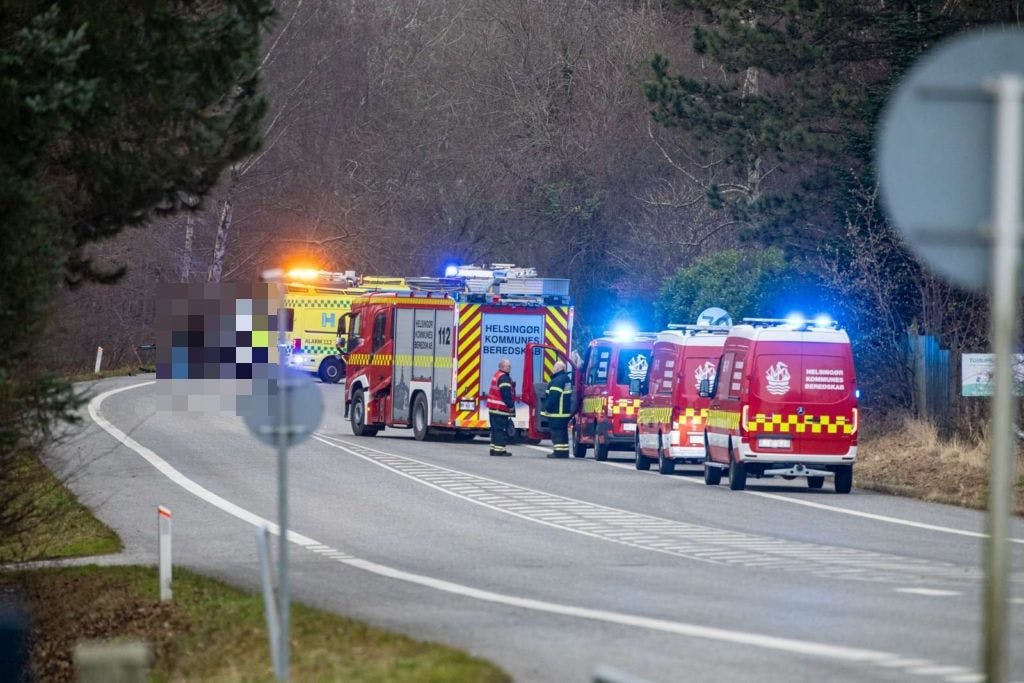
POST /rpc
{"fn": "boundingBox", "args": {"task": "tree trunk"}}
[208,197,233,283]
[181,213,194,281]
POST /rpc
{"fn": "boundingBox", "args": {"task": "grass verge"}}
[1,565,509,682]
[856,414,1024,515]
[0,456,121,563]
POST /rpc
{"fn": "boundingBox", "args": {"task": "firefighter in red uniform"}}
[487,358,516,456]
[542,360,574,458]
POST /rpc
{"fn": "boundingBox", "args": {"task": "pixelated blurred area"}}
[155,283,287,413]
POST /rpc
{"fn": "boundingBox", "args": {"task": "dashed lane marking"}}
[87,381,982,683]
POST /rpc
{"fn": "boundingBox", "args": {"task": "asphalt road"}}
[54,375,1024,682]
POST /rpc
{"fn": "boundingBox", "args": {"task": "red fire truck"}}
[342,266,573,440]
[702,317,859,492]
[569,330,656,460]
[634,325,730,474]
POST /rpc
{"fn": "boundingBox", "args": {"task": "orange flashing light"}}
[286,267,320,281]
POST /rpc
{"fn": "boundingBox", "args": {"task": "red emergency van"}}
[571,332,656,460]
[634,326,730,474]
[702,318,859,493]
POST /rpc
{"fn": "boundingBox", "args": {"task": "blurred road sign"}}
[877,28,1024,291]
[241,368,323,448]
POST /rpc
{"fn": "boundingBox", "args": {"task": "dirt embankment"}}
[856,413,1024,515]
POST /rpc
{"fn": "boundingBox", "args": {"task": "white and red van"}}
[571,332,656,460]
[702,317,859,493]
[634,326,729,474]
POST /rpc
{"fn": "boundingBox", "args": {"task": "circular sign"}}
[876,28,1024,292]
[240,367,324,448]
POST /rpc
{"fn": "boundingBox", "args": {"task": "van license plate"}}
[622,423,636,432]
[758,438,791,449]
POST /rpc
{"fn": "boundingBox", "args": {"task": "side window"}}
[715,352,734,399]
[346,312,362,353]
[655,350,675,396]
[586,346,611,385]
[371,312,387,352]
[727,353,746,400]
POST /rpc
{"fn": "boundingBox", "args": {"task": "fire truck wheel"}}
[657,443,674,475]
[834,465,853,494]
[703,463,722,485]
[350,389,378,437]
[412,393,429,441]
[318,357,343,384]
[727,454,747,491]
[572,427,588,458]
[634,435,651,470]
[595,441,609,461]
[807,476,825,489]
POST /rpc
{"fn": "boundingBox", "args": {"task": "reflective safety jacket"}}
[486,370,516,415]
[542,370,574,418]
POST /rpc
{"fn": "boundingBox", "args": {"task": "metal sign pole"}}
[275,279,290,681]
[982,72,1023,683]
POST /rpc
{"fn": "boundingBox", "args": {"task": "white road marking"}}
[315,433,980,584]
[895,588,962,597]
[87,381,976,680]
[600,461,1024,545]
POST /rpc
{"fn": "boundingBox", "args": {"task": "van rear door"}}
[523,342,575,440]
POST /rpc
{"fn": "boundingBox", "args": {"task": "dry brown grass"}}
[857,412,1024,515]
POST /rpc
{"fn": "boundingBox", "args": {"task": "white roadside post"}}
[158,506,172,602]
[94,346,104,374]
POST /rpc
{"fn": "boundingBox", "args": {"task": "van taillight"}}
[292,338,301,352]
[606,396,614,413]
[740,404,749,434]
[851,407,858,435]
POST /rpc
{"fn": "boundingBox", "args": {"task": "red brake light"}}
[741,404,749,434]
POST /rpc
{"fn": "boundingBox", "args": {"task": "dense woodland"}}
[6,1,1024,447]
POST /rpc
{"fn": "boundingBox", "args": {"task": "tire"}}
[657,436,674,475]
[318,357,343,384]
[635,435,651,470]
[727,451,747,491]
[704,463,722,485]
[834,465,853,494]
[412,393,429,441]
[350,389,378,437]
[572,424,588,458]
[595,440,609,461]
[807,476,825,489]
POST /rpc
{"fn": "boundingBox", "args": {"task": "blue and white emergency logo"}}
[627,353,649,381]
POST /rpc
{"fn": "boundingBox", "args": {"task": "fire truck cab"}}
[702,317,859,493]
[634,325,729,474]
[342,266,573,441]
[571,332,655,460]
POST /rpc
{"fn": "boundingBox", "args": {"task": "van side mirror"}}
[698,378,712,398]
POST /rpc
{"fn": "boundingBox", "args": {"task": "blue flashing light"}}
[854,388,862,400]
[813,314,833,328]
[611,322,637,343]
[444,264,459,277]
[785,312,806,328]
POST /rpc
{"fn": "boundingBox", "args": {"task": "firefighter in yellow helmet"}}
[542,359,574,458]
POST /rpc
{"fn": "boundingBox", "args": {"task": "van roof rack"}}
[666,324,731,333]
[741,317,840,330]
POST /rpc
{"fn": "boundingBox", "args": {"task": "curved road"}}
[56,376,1024,682]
